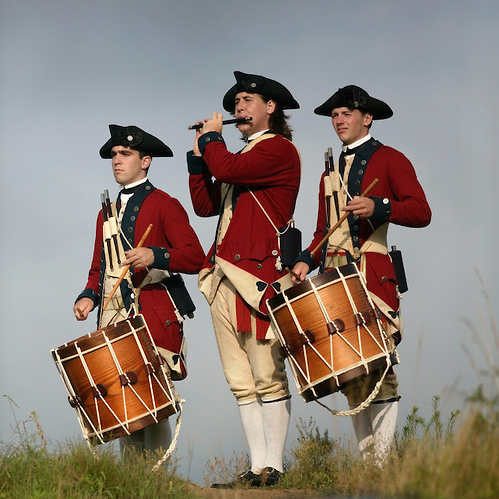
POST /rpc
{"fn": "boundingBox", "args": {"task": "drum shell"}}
[52,316,177,443]
[267,264,388,401]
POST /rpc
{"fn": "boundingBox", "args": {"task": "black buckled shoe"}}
[211,470,262,489]
[261,467,282,486]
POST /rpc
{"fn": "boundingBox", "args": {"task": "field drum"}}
[51,315,178,444]
[267,263,390,402]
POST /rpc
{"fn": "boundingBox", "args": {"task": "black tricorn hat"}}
[222,71,300,113]
[314,85,393,120]
[99,124,173,159]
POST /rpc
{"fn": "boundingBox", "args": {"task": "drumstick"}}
[285,266,302,280]
[75,307,85,319]
[102,224,153,311]
[310,179,379,257]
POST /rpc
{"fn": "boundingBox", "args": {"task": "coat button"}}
[235,254,240,260]
[272,250,278,256]
[257,263,263,269]
[382,276,388,283]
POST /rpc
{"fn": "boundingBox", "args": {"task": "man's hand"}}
[192,112,224,157]
[73,297,94,321]
[290,261,310,285]
[122,247,154,269]
[192,121,204,157]
[201,112,223,134]
[342,196,375,218]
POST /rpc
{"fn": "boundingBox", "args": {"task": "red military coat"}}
[188,132,301,337]
[305,141,431,324]
[77,181,205,370]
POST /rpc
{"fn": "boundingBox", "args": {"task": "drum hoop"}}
[83,400,175,440]
[52,328,144,363]
[53,315,147,359]
[267,262,359,309]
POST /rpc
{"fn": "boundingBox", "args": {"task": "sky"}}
[1,0,498,486]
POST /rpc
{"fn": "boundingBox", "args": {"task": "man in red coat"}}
[188,71,301,487]
[291,85,431,461]
[73,124,205,456]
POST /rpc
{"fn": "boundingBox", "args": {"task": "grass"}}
[3,388,498,499]
[0,401,195,499]
[202,276,499,498]
[201,397,498,498]
[3,273,498,498]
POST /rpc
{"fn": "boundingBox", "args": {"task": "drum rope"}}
[268,307,310,399]
[311,267,392,416]
[335,268,378,366]
[102,329,162,426]
[139,319,180,411]
[307,279,342,388]
[151,399,184,472]
[309,277,333,324]
[52,349,96,443]
[102,331,135,428]
[281,292,329,389]
[358,271,392,354]
[314,358,391,417]
[75,339,134,441]
[73,341,110,441]
[127,321,162,419]
[311,272,368,374]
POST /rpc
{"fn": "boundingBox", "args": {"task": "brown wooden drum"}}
[267,263,390,402]
[51,315,178,444]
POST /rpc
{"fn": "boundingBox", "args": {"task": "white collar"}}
[122,177,148,190]
[342,133,371,154]
[248,129,270,141]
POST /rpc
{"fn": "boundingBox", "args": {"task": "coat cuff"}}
[293,250,315,270]
[187,150,210,175]
[198,131,225,155]
[75,288,99,307]
[150,246,171,270]
[370,196,392,222]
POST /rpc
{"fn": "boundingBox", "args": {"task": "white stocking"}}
[350,401,398,462]
[119,418,172,459]
[262,398,291,472]
[238,400,266,473]
[144,418,172,454]
[371,401,398,461]
[350,404,374,455]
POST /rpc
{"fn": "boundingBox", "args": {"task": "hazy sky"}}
[1,0,498,486]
